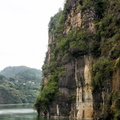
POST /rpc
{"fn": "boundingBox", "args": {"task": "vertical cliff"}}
[35,0,120,119]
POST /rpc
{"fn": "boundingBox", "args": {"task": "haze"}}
[0,0,65,70]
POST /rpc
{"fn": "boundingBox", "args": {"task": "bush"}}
[34,81,58,113]
[109,92,120,120]
[91,57,113,89]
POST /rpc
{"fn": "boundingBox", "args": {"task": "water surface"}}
[0,104,37,120]
[0,104,70,120]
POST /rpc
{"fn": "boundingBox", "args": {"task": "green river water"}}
[0,104,71,120]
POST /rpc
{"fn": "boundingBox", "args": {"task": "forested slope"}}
[0,66,42,104]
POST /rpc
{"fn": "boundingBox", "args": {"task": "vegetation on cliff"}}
[91,0,120,119]
[35,0,120,119]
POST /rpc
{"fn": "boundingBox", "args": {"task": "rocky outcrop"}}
[59,53,94,119]
[35,0,120,119]
[75,55,94,119]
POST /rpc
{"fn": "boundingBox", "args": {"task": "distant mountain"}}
[0,66,42,104]
[1,66,41,77]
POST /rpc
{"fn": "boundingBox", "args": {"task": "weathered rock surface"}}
[37,0,120,119]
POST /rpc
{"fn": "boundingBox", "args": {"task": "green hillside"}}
[0,66,42,104]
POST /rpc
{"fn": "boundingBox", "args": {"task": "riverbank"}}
[0,103,33,106]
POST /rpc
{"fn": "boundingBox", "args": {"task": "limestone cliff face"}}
[45,1,96,119]
[74,55,94,119]
[36,0,120,119]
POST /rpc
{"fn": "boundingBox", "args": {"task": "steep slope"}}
[0,66,42,104]
[0,74,22,104]
[35,0,120,119]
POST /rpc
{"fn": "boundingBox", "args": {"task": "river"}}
[0,104,70,120]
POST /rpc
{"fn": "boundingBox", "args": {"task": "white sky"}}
[0,0,65,71]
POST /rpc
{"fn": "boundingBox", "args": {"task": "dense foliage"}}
[92,57,113,89]
[0,66,42,104]
[91,0,120,119]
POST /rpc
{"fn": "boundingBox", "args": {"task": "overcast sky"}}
[0,0,65,71]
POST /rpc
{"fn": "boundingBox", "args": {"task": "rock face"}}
[75,55,93,119]
[35,0,120,119]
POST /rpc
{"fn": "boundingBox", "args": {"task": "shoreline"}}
[0,103,33,106]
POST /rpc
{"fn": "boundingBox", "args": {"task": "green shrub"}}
[94,0,107,20]
[96,0,120,58]
[109,92,120,120]
[80,0,93,12]
[69,29,93,51]
[34,81,59,113]
[91,57,113,89]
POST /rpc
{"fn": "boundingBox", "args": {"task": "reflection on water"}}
[0,104,71,120]
[0,108,35,114]
[0,104,37,120]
